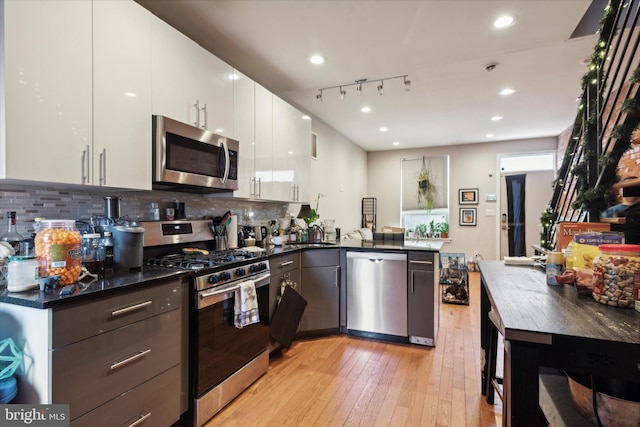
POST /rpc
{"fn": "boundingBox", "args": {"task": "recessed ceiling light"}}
[309,55,326,65]
[361,106,372,113]
[491,115,503,121]
[123,92,137,98]
[301,115,310,120]
[392,141,400,146]
[215,129,224,133]
[229,73,239,80]
[379,127,388,132]
[493,15,515,29]
[500,88,516,96]
[486,133,494,138]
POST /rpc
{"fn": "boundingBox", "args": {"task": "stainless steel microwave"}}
[152,115,239,192]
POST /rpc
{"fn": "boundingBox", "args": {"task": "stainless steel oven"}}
[152,115,239,192]
[194,268,270,426]
[142,220,269,427]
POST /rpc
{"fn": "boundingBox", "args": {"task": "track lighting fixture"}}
[315,75,409,101]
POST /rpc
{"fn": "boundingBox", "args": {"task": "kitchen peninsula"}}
[479,261,640,426]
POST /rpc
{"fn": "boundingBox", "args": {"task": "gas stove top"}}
[145,250,259,270]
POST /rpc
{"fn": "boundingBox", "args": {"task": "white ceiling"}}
[136,0,599,152]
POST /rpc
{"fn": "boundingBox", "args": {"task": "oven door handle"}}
[198,273,270,303]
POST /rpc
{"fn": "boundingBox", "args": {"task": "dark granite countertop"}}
[0,239,440,310]
[0,268,191,309]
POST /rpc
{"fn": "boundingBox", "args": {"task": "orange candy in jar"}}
[35,220,82,285]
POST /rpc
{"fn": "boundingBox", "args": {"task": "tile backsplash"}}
[0,183,291,237]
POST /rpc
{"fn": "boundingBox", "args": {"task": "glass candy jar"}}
[35,220,82,285]
[592,243,640,308]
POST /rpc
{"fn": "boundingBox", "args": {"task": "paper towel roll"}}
[227,215,238,249]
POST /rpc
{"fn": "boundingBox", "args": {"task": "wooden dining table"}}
[479,260,640,426]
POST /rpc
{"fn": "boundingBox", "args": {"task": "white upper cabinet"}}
[254,84,275,200]
[150,16,200,125]
[2,0,93,184]
[273,96,311,203]
[232,70,256,198]
[93,0,152,190]
[151,16,234,135]
[198,50,234,137]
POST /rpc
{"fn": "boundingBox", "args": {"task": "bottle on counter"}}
[1,211,24,256]
[102,231,114,273]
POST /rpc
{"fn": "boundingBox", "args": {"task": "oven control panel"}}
[196,261,270,291]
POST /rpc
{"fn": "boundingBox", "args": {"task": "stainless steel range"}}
[142,220,270,427]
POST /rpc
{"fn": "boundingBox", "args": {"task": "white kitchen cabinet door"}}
[198,48,234,136]
[232,70,256,198]
[294,113,312,204]
[93,0,152,190]
[150,15,200,126]
[272,96,298,202]
[2,0,92,184]
[254,84,274,200]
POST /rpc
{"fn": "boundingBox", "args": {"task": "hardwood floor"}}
[208,272,503,426]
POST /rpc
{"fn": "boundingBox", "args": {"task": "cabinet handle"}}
[111,300,153,317]
[250,177,256,198]
[125,412,152,427]
[409,260,433,265]
[292,184,296,201]
[411,270,415,293]
[280,260,293,267]
[257,178,262,198]
[201,103,208,129]
[81,145,90,185]
[110,349,151,370]
[335,266,341,288]
[99,148,106,185]
[193,100,200,127]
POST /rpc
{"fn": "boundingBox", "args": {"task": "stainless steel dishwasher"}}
[346,251,408,339]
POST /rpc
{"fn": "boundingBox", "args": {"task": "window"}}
[500,152,555,173]
[401,156,450,233]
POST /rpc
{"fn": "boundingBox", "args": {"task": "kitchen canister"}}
[6,256,39,292]
[592,243,640,308]
[35,220,82,285]
[545,251,564,285]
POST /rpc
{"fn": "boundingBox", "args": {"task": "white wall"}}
[289,117,368,233]
[367,137,557,260]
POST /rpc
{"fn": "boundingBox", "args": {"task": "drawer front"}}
[270,252,300,276]
[301,248,339,267]
[70,365,181,427]
[53,309,181,420]
[408,252,436,271]
[53,279,184,347]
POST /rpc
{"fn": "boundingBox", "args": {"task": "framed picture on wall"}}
[458,188,479,205]
[460,208,477,226]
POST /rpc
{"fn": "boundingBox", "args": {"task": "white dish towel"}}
[234,280,260,328]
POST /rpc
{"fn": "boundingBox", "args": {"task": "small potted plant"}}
[439,222,449,238]
[429,220,438,238]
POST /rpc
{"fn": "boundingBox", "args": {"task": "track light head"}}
[340,87,346,100]
[316,90,323,102]
[404,76,411,91]
[356,84,362,95]
[316,75,407,101]
[377,81,384,96]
